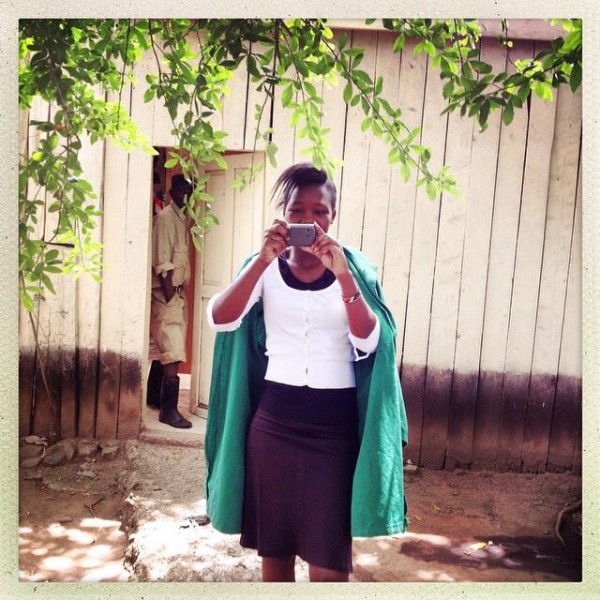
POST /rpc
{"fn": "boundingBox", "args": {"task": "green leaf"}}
[213,153,227,169]
[400,162,411,182]
[392,34,405,53]
[304,80,317,98]
[426,179,437,200]
[343,82,353,104]
[532,80,553,101]
[40,273,56,295]
[502,101,515,126]
[414,40,436,58]
[478,99,490,128]
[352,69,373,86]
[247,55,261,78]
[281,84,294,107]
[517,82,531,103]
[388,146,400,164]
[471,60,493,74]
[442,80,455,99]
[292,55,309,77]
[21,291,35,313]
[570,61,582,92]
[360,96,370,115]
[164,157,179,168]
[266,141,278,168]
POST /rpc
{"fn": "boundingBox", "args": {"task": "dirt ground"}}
[18,439,582,583]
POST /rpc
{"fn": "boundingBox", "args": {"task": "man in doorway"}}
[146,174,194,429]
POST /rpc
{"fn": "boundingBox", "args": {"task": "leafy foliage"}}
[19,18,582,310]
[375,18,582,130]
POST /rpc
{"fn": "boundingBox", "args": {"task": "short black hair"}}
[171,174,194,190]
[271,162,337,211]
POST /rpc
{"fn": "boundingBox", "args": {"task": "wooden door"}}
[189,153,265,415]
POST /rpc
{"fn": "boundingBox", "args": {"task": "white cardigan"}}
[207,259,380,389]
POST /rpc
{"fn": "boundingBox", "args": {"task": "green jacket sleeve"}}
[204,260,267,534]
[346,247,409,536]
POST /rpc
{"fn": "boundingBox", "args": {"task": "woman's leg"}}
[308,563,349,582]
[262,556,296,582]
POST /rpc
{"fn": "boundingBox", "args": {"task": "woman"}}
[204,163,408,582]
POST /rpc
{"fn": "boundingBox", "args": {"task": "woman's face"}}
[283,184,336,232]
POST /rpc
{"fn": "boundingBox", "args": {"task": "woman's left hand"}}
[303,222,349,276]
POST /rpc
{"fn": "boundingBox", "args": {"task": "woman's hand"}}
[259,219,289,265]
[304,222,349,276]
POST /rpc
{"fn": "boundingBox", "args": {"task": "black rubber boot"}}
[159,376,192,429]
[146,360,163,408]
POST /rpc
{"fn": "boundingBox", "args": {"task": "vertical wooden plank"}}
[317,29,349,240]
[23,97,49,248]
[19,105,35,436]
[400,54,447,465]
[231,154,266,268]
[57,257,77,438]
[548,161,582,472]
[151,98,178,148]
[96,87,132,439]
[19,303,36,437]
[75,127,105,438]
[420,90,474,469]
[222,53,249,151]
[445,37,506,469]
[23,98,59,438]
[381,38,427,367]
[496,51,558,471]
[148,37,178,148]
[264,61,298,227]
[244,42,272,154]
[117,58,156,439]
[19,305,38,437]
[41,102,62,243]
[522,83,581,472]
[381,39,428,466]
[336,29,376,250]
[361,31,400,271]
[472,40,533,469]
[19,104,30,157]
[568,162,582,476]
[31,280,62,438]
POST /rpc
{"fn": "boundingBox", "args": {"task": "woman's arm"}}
[306,223,378,341]
[335,269,379,340]
[210,219,290,325]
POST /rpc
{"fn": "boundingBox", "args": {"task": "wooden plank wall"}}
[18,25,582,473]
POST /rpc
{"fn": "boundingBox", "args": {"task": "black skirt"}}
[240,381,359,573]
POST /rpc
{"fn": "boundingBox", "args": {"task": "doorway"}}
[143,150,266,440]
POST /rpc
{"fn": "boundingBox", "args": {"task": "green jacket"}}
[204,247,408,537]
